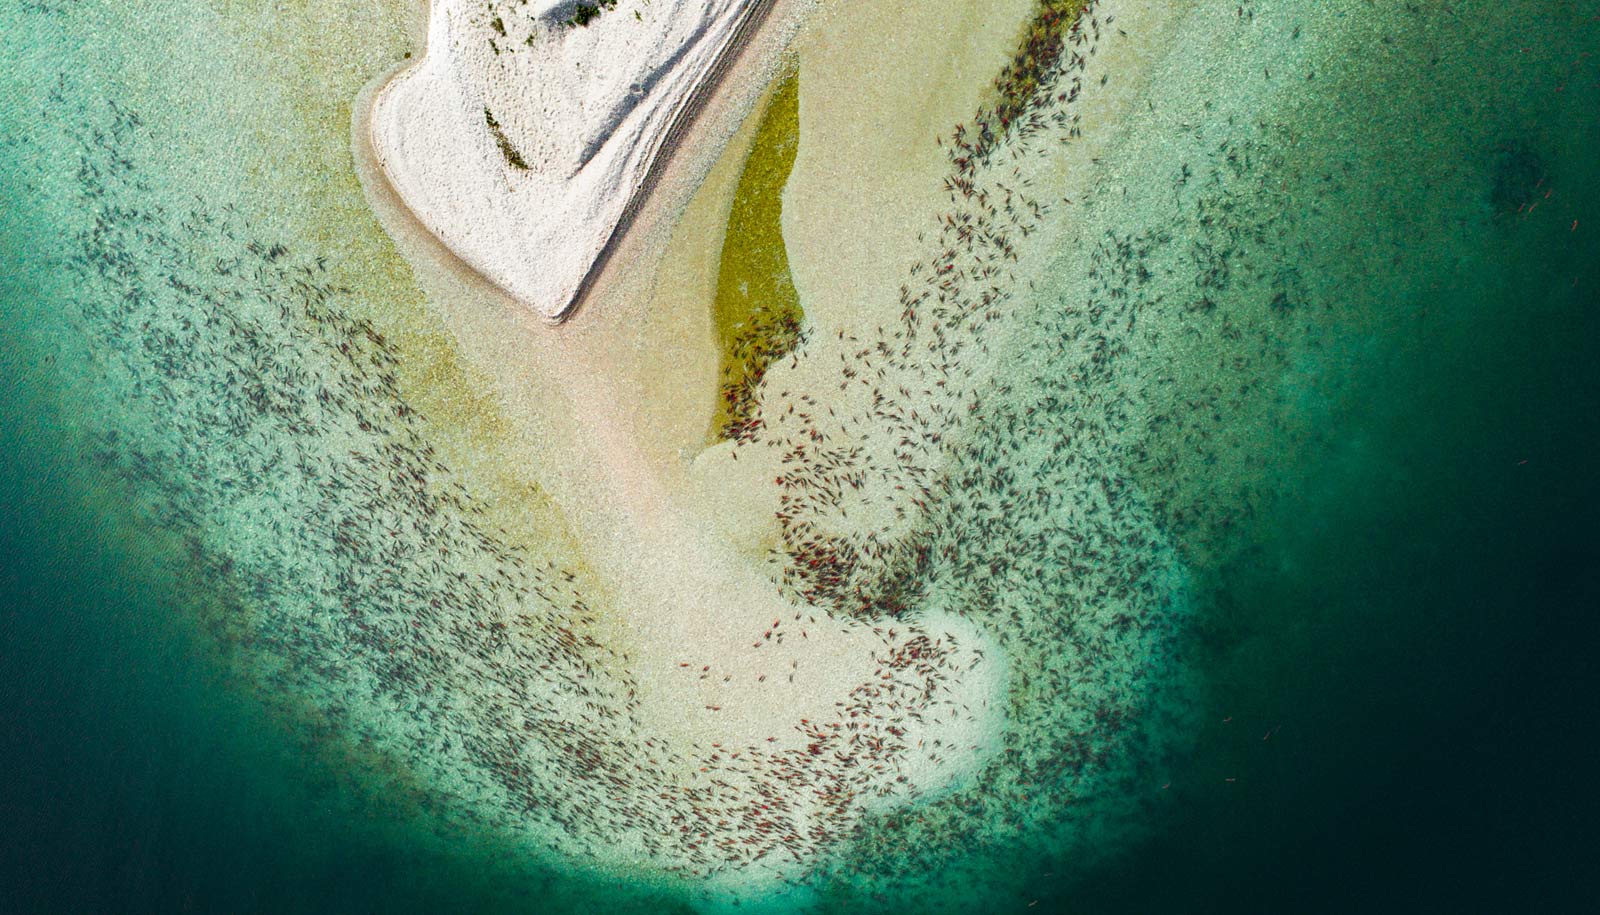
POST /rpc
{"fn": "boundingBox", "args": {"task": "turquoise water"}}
[4,0,1600,912]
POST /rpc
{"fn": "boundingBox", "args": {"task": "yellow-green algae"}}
[710,66,805,442]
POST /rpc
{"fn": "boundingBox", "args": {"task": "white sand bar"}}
[371,0,772,320]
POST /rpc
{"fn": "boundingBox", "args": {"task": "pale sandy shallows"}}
[355,0,1019,896]
[352,0,1191,902]
[370,0,774,320]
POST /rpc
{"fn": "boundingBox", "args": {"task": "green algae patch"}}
[710,67,805,442]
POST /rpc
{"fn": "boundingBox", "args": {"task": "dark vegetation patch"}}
[483,107,530,170]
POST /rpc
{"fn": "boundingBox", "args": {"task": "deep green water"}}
[1068,183,1600,910]
[0,181,535,913]
[4,0,1600,912]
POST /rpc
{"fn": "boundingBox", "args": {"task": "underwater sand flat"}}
[12,0,1203,895]
[11,0,1199,899]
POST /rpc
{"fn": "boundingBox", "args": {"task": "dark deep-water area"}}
[4,0,1600,912]
[1067,210,1600,911]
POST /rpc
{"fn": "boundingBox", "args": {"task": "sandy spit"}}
[369,0,799,322]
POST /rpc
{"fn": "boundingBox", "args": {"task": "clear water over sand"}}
[3,0,1598,912]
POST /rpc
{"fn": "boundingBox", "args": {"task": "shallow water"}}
[4,0,1599,912]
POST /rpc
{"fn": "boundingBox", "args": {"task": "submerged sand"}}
[45,0,1207,902]
[357,0,1204,896]
[349,0,1047,894]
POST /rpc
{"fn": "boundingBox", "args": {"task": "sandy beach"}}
[370,0,791,321]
